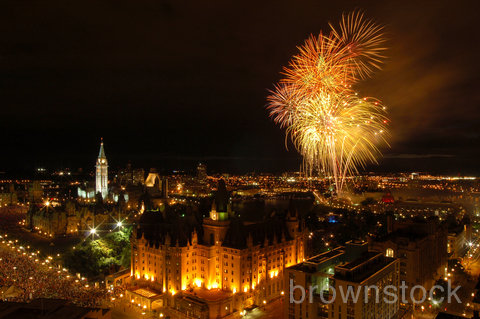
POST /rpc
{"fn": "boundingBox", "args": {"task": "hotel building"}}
[129,179,308,318]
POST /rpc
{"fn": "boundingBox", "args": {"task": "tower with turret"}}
[95,139,109,200]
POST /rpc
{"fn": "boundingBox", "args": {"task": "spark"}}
[267,11,389,198]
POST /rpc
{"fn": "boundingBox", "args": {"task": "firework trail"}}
[267,11,389,198]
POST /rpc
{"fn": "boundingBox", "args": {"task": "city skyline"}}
[1,1,480,175]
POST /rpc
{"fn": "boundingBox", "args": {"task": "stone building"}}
[96,139,109,200]
[0,184,18,206]
[26,201,127,238]
[129,179,308,318]
[26,201,79,237]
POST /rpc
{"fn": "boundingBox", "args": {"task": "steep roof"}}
[222,217,293,249]
[136,210,202,247]
[98,140,106,159]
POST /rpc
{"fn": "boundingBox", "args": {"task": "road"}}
[425,236,480,318]
[242,299,284,319]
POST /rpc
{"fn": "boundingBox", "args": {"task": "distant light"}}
[90,229,96,234]
[117,222,122,227]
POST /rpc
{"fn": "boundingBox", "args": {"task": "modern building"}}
[197,164,207,184]
[133,168,145,185]
[116,163,133,186]
[285,241,400,319]
[95,139,109,200]
[446,214,472,259]
[116,164,145,186]
[332,252,399,319]
[129,179,308,318]
[144,168,168,208]
[368,216,447,302]
[393,199,460,218]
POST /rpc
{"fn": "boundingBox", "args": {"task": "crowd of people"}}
[0,206,27,230]
[0,245,109,307]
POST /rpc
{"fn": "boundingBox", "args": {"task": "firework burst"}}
[267,11,389,198]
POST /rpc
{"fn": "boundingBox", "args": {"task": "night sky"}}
[1,0,480,176]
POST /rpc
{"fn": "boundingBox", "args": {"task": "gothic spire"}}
[98,138,106,159]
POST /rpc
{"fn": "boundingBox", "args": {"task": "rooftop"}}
[130,288,159,298]
[337,251,380,270]
[183,287,232,302]
[334,255,397,283]
[288,247,344,274]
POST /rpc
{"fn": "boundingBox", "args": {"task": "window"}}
[385,248,394,258]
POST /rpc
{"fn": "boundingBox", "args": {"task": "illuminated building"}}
[117,164,145,186]
[197,163,207,184]
[0,184,18,206]
[133,168,145,185]
[130,179,308,318]
[368,216,447,303]
[95,139,109,200]
[285,241,399,319]
[145,168,168,198]
[393,199,460,218]
[26,201,79,237]
[116,163,133,185]
[26,200,124,237]
[28,180,43,202]
[446,214,472,259]
[77,184,95,200]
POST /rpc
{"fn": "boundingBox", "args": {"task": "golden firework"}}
[267,11,388,198]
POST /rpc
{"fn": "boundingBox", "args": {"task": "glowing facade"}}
[196,163,207,184]
[95,140,109,200]
[130,181,308,318]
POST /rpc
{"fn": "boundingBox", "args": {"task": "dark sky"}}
[1,0,480,176]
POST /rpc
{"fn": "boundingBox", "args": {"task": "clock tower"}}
[95,138,109,200]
